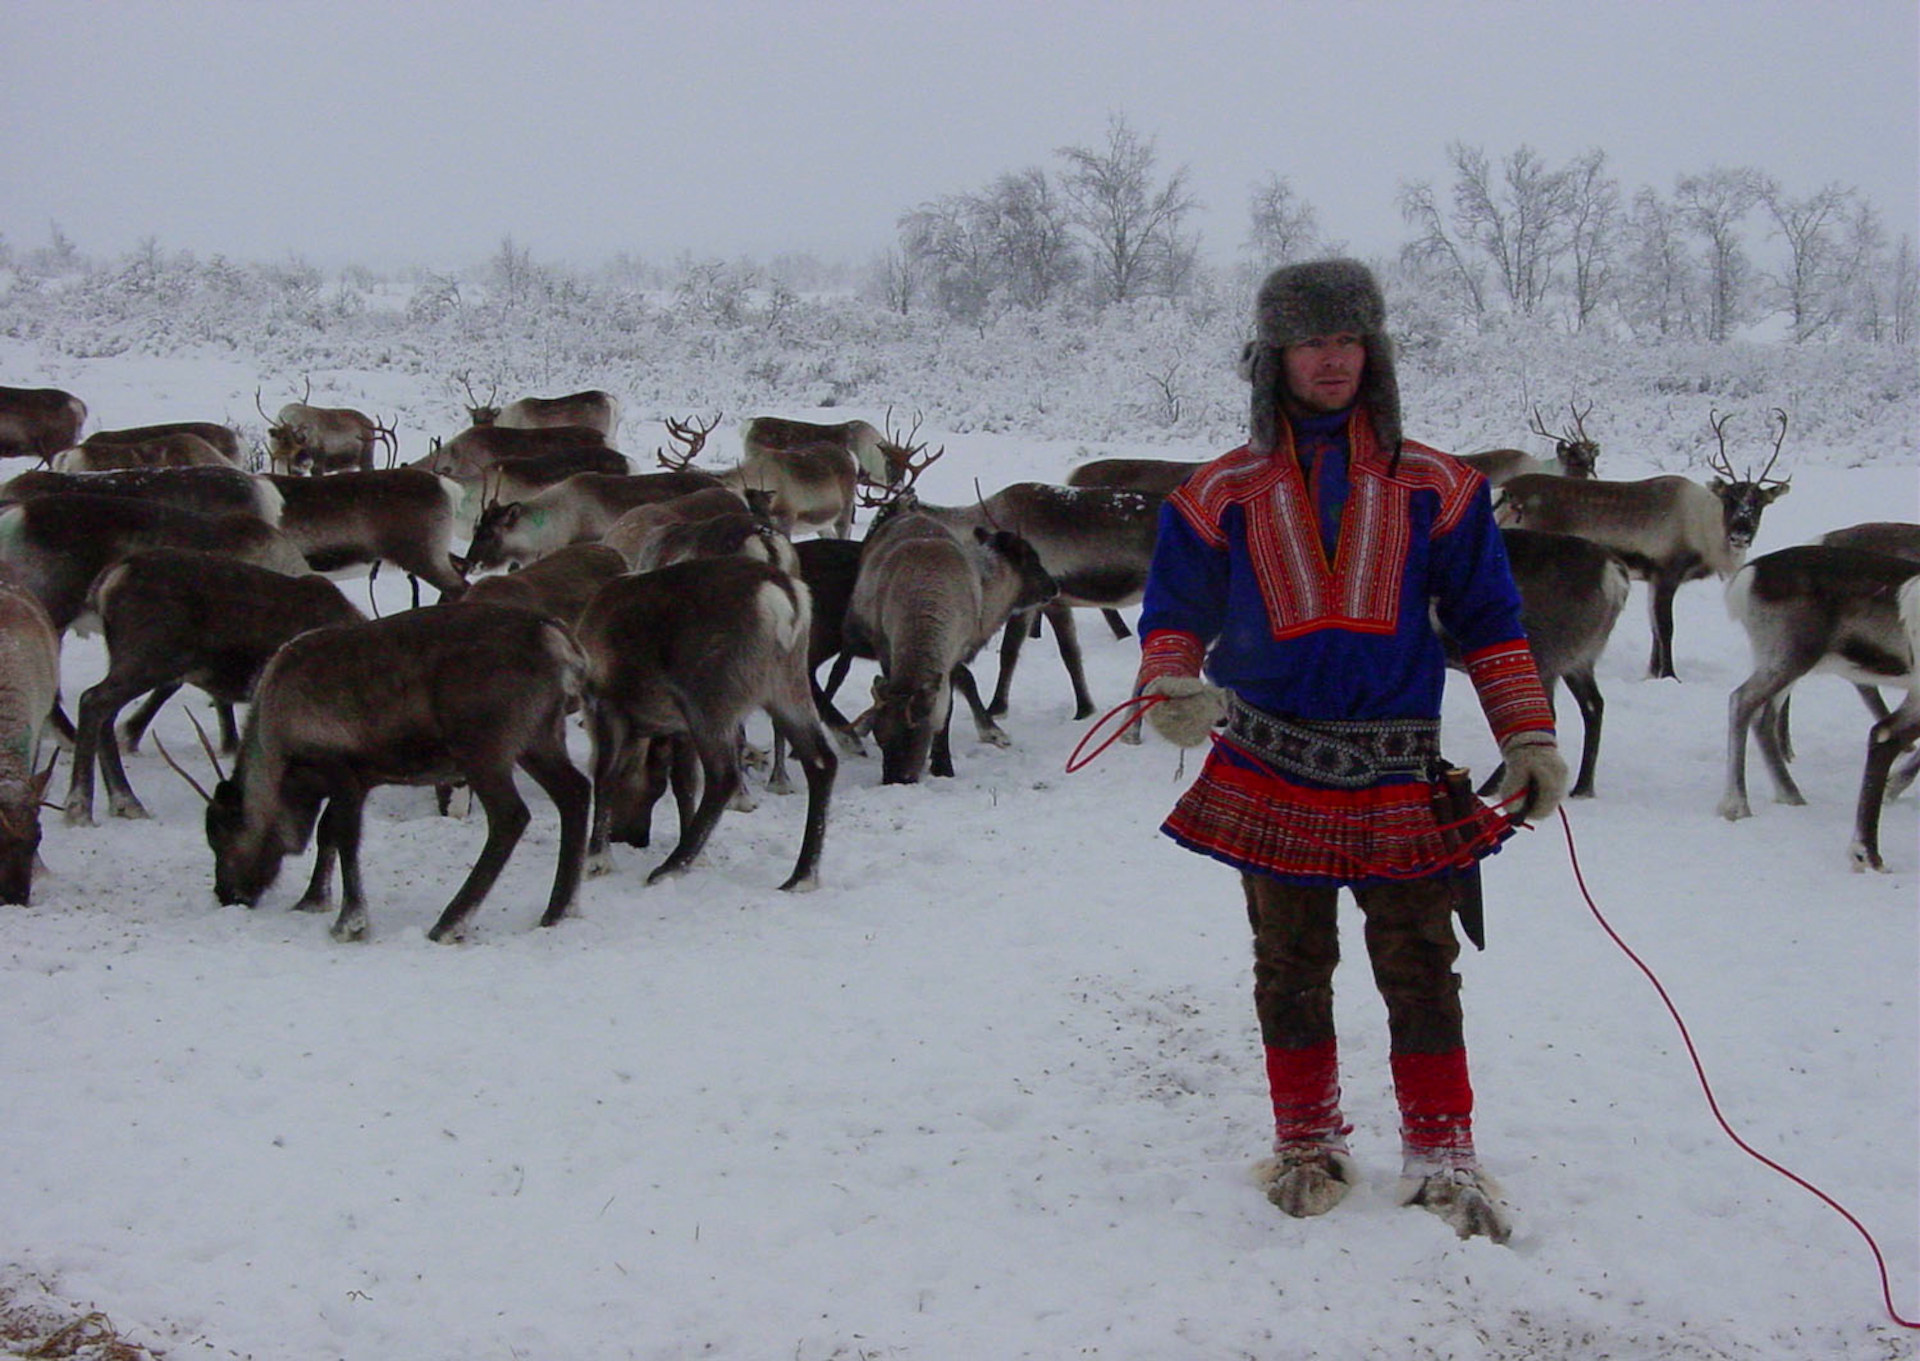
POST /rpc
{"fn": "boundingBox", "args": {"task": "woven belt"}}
[1223,695,1440,789]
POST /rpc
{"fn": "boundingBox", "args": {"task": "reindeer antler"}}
[656,412,722,471]
[152,730,215,804]
[1706,408,1739,481]
[1758,408,1791,486]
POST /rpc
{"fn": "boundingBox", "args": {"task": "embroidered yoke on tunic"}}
[1135,407,1553,885]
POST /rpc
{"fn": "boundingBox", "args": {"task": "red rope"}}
[1554,807,1919,1330]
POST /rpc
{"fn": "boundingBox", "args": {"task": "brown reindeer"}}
[64,550,365,826]
[1496,407,1791,679]
[202,603,592,942]
[0,581,60,903]
[577,555,837,889]
[80,421,245,466]
[259,382,398,475]
[1719,544,1920,871]
[1461,402,1603,487]
[0,386,87,464]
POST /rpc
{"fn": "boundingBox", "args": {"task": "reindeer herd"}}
[0,380,1911,938]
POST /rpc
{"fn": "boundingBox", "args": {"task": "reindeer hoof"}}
[292,896,333,914]
[109,801,151,822]
[1716,797,1752,821]
[331,910,369,942]
[585,852,615,878]
[62,804,94,828]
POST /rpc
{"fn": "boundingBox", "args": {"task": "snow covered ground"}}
[0,345,1914,1359]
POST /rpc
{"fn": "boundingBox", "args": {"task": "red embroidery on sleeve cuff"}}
[1463,639,1554,745]
[1135,629,1205,693]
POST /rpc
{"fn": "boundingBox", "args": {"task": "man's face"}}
[1281,333,1366,414]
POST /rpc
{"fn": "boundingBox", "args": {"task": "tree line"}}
[882,115,1917,345]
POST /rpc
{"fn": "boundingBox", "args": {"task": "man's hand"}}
[1141,676,1226,748]
[1496,731,1570,822]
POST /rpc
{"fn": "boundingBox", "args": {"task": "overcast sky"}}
[4,1,1915,274]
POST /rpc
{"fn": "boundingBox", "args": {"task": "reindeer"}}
[0,385,87,464]
[53,430,231,473]
[461,543,627,625]
[458,376,621,441]
[0,582,60,903]
[740,409,931,490]
[1440,529,1630,799]
[264,468,469,601]
[0,464,283,523]
[1496,408,1791,679]
[1718,544,1920,871]
[660,413,942,540]
[1461,402,1603,487]
[1066,456,1206,499]
[465,469,725,569]
[80,422,245,466]
[64,550,365,826]
[866,482,1159,727]
[200,603,591,942]
[601,487,767,570]
[258,383,398,475]
[576,555,837,889]
[846,505,1059,784]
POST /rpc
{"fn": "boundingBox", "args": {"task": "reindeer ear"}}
[1766,483,1791,502]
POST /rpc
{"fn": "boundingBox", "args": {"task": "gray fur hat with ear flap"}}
[1242,257,1401,456]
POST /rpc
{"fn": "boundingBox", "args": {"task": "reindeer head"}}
[874,407,942,488]
[1530,401,1600,478]
[458,372,501,426]
[257,386,313,475]
[0,760,54,905]
[1707,408,1793,551]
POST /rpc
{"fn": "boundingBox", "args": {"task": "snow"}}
[0,336,1915,1359]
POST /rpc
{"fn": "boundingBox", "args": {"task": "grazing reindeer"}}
[577,555,837,889]
[0,582,60,903]
[1442,529,1630,799]
[846,506,1059,784]
[1719,544,1920,870]
[1496,407,1791,679]
[65,550,365,826]
[201,603,592,942]
[1461,402,1603,487]
[465,469,725,569]
[869,482,1160,726]
[259,383,398,475]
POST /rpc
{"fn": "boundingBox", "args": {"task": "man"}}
[1134,258,1568,1243]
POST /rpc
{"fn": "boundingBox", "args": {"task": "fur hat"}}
[1243,258,1401,455]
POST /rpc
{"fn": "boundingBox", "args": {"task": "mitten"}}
[1496,731,1570,823]
[1141,675,1226,748]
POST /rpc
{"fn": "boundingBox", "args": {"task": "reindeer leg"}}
[768,705,838,892]
[116,681,181,754]
[586,705,633,876]
[987,613,1029,719]
[518,736,590,928]
[1648,572,1680,679]
[1102,607,1132,641]
[650,730,736,883]
[426,768,530,942]
[317,789,373,941]
[1044,602,1097,720]
[951,663,1008,749]
[1851,700,1920,871]
[1562,670,1604,798]
[68,676,142,826]
[1721,666,1800,819]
